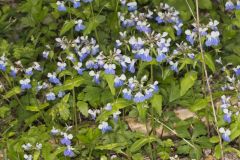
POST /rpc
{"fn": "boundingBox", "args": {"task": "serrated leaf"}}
[130,137,157,153]
[180,71,197,96]
[60,20,75,36]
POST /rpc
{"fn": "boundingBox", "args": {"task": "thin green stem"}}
[72,88,78,133]
[148,114,197,150]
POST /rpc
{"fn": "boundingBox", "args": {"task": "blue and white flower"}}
[225,0,235,11]
[66,54,76,62]
[88,109,100,119]
[20,79,31,90]
[10,66,18,77]
[114,74,126,87]
[0,58,7,71]
[74,62,85,75]
[64,146,74,157]
[135,49,152,62]
[51,127,60,135]
[58,91,65,98]
[61,133,73,145]
[42,51,49,59]
[129,37,145,50]
[155,12,164,24]
[22,143,32,151]
[56,1,66,11]
[71,0,80,8]
[185,30,196,45]
[237,1,240,10]
[136,21,151,33]
[82,0,93,3]
[104,64,116,74]
[127,2,137,12]
[219,127,231,142]
[122,88,132,100]
[133,92,145,103]
[36,143,42,150]
[113,111,121,122]
[48,72,61,84]
[233,65,240,76]
[57,62,67,71]
[208,20,219,31]
[33,62,42,71]
[169,61,178,73]
[223,108,232,123]
[25,67,33,76]
[89,70,100,84]
[75,20,85,32]
[156,51,167,62]
[104,103,112,111]
[46,92,56,101]
[205,31,220,47]
[24,154,32,160]
[98,121,112,133]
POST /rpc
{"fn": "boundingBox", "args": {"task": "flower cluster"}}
[51,127,75,157]
[22,142,42,160]
[225,0,240,11]
[56,0,93,11]
[118,3,182,35]
[217,63,240,142]
[119,75,159,103]
[185,19,220,47]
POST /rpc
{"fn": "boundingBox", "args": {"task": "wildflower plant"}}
[0,0,240,159]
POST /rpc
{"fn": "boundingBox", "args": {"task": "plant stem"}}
[148,114,197,150]
[72,88,78,132]
[195,0,224,158]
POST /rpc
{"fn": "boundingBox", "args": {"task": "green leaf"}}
[60,20,75,36]
[53,77,84,93]
[25,106,39,112]
[104,74,115,95]
[151,94,162,116]
[190,98,209,112]
[204,53,216,72]
[180,71,197,96]
[209,136,219,143]
[97,99,132,121]
[214,144,222,159]
[137,103,147,121]
[169,82,180,102]
[3,87,21,99]
[0,106,10,118]
[77,101,88,117]
[84,15,106,35]
[130,136,157,153]
[33,151,40,160]
[199,0,212,9]
[95,143,127,150]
